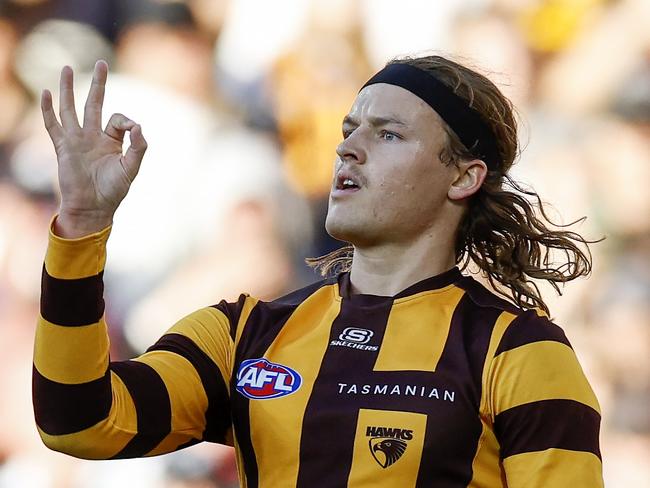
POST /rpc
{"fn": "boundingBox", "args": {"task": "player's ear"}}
[448,159,487,201]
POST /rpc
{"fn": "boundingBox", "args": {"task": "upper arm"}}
[126,303,242,454]
[487,310,603,487]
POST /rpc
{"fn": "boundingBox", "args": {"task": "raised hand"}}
[41,60,148,238]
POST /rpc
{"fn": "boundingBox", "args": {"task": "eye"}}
[342,125,357,139]
[380,130,400,141]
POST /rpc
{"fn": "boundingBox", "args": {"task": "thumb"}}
[122,124,148,180]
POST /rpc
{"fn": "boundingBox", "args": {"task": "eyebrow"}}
[342,115,409,128]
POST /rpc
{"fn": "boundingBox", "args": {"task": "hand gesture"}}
[41,60,147,238]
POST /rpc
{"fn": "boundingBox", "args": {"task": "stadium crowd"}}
[0,0,648,486]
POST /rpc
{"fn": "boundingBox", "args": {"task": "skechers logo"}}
[330,327,378,351]
[366,426,413,468]
[235,358,302,400]
[340,327,373,343]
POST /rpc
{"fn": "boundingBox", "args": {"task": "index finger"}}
[41,89,63,140]
[83,60,108,130]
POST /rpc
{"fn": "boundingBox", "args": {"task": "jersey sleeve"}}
[486,310,603,487]
[33,217,245,459]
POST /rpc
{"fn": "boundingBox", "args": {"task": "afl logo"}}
[236,358,302,400]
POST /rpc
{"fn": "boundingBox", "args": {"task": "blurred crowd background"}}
[0,0,648,486]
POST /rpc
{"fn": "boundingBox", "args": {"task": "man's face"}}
[325,83,458,247]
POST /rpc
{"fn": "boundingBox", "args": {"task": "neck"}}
[348,228,457,296]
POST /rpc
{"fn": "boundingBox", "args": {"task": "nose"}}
[335,130,366,165]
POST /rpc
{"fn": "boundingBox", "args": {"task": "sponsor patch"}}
[330,327,379,351]
[340,327,373,344]
[235,358,302,400]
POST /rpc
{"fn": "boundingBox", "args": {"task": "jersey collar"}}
[337,266,463,304]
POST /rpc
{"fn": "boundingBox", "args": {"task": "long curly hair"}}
[307,55,598,315]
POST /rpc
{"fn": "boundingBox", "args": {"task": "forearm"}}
[33,215,126,458]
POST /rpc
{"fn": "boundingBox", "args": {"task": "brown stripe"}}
[109,361,171,458]
[394,266,463,297]
[495,399,601,460]
[494,310,571,357]
[456,276,521,314]
[296,296,394,488]
[414,294,501,487]
[176,438,201,451]
[32,366,111,435]
[40,265,105,326]
[232,278,334,488]
[147,333,231,443]
[211,294,249,341]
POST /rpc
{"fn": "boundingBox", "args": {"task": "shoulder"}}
[455,275,522,314]
[494,309,572,356]
[207,276,337,332]
[262,276,338,307]
[455,275,573,352]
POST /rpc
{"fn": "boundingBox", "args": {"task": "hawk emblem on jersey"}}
[235,358,302,400]
[366,426,412,468]
[369,438,408,468]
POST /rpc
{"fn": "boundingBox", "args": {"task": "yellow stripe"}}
[503,448,603,487]
[468,419,505,487]
[348,409,427,487]
[167,307,234,387]
[469,312,516,488]
[141,348,207,455]
[479,311,517,416]
[230,295,257,488]
[146,431,196,457]
[135,352,208,449]
[233,434,248,488]
[374,287,465,372]
[34,316,109,384]
[468,312,516,487]
[37,372,137,459]
[249,284,339,487]
[45,216,111,279]
[233,296,259,352]
[490,341,601,414]
[107,371,138,432]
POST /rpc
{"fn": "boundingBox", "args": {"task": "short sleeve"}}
[486,310,603,487]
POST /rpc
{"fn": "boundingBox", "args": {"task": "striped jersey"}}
[33,221,604,487]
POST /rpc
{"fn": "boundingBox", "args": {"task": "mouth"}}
[333,171,362,194]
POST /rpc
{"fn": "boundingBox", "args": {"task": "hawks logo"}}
[366,426,413,468]
[235,358,302,400]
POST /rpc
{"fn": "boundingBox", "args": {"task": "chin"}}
[326,215,380,248]
[325,213,358,244]
[324,215,346,242]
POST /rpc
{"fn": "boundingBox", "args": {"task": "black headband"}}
[361,63,500,169]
